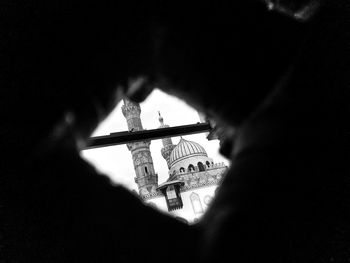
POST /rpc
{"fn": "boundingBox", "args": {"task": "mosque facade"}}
[122,98,228,224]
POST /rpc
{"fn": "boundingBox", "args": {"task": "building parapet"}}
[180,177,223,192]
[141,191,164,200]
[142,171,225,201]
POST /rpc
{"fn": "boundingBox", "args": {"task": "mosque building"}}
[122,98,228,224]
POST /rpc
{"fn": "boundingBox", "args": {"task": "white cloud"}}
[80,89,230,192]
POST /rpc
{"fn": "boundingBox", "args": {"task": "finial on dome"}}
[158,111,164,124]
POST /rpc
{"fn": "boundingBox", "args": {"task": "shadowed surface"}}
[1,0,350,262]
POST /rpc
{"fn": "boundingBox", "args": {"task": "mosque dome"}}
[169,138,207,167]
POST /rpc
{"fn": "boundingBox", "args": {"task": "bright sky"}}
[81,88,230,192]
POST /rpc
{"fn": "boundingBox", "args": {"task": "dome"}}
[169,138,207,167]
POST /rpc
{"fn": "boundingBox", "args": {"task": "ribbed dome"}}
[169,138,207,166]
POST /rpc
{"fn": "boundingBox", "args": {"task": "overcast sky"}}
[81,89,230,192]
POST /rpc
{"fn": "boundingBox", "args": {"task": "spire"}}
[157,112,176,170]
[158,111,164,125]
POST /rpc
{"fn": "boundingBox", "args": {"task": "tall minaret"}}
[121,98,158,196]
[158,112,176,170]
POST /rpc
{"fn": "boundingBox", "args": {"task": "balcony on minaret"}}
[121,98,141,117]
[134,173,158,183]
[134,173,158,194]
[158,112,176,170]
[126,140,151,151]
[121,97,143,131]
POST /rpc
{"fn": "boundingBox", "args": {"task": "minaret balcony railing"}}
[134,173,159,183]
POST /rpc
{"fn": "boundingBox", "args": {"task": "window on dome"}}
[145,167,148,174]
[197,162,205,171]
[188,164,195,172]
[180,167,185,173]
[206,161,210,168]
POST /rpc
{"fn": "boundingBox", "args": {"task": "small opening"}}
[197,162,205,171]
[188,164,195,172]
[80,88,231,224]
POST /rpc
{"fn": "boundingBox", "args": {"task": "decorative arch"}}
[188,164,195,172]
[190,192,203,214]
[197,162,205,171]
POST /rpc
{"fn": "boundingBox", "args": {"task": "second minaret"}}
[122,98,158,196]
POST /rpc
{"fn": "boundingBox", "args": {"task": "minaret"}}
[121,98,158,197]
[158,112,176,170]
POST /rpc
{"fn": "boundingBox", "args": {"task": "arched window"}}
[180,167,185,173]
[145,167,148,174]
[197,162,205,171]
[188,164,195,172]
[206,161,210,168]
[190,192,203,214]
